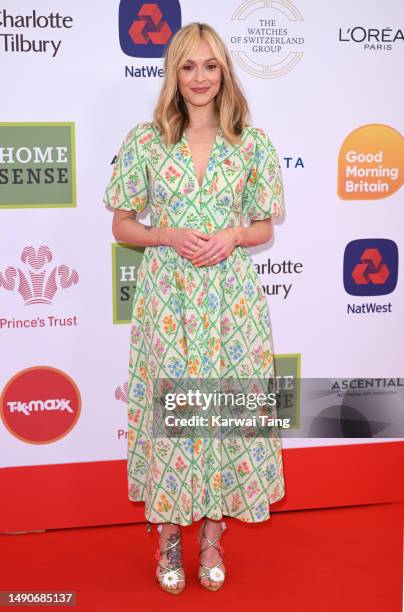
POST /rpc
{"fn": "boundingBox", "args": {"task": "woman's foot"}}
[198,518,227,591]
[155,523,185,594]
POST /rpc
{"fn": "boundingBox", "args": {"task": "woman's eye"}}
[183,65,192,71]
[207,64,217,70]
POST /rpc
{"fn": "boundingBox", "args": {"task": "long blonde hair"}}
[153,22,250,146]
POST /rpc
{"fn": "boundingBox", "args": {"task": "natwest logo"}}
[1,366,81,444]
[119,0,181,58]
[343,239,398,296]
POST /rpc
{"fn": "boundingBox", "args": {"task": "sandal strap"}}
[156,524,185,585]
[157,523,182,556]
[159,536,181,556]
[200,560,224,573]
[157,562,185,582]
[199,519,226,556]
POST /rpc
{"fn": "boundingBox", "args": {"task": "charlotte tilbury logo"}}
[0,245,79,305]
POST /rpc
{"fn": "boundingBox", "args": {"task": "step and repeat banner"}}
[0,1,403,529]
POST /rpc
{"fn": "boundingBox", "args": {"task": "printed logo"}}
[338,124,403,200]
[338,26,404,52]
[115,381,133,442]
[112,243,145,324]
[0,245,79,306]
[0,8,73,58]
[273,353,301,428]
[254,257,304,300]
[0,122,76,208]
[343,239,398,296]
[229,0,304,78]
[119,0,181,58]
[0,366,81,444]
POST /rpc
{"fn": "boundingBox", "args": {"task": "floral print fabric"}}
[103,121,286,524]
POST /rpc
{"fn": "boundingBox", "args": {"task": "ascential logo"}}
[343,239,398,296]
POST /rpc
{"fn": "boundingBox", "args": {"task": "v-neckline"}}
[182,126,222,191]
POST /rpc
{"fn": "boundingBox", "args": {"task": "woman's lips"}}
[191,87,210,93]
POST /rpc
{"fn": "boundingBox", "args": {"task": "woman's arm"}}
[111,210,209,254]
[112,210,273,249]
[233,218,273,248]
[111,210,160,247]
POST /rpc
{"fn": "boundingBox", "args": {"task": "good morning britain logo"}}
[0,122,76,208]
[337,124,403,200]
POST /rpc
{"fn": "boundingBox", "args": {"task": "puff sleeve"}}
[242,127,284,223]
[103,122,150,212]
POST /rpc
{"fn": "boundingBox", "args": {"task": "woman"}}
[103,22,285,594]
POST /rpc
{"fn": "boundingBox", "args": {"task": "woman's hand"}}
[163,227,211,259]
[191,228,238,267]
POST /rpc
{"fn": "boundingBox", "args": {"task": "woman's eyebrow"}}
[184,57,217,63]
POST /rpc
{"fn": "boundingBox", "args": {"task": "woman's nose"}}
[194,67,205,83]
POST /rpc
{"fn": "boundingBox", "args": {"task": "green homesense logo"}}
[0,122,76,207]
[112,242,145,324]
[273,353,301,428]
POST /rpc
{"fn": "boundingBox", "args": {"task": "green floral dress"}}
[103,121,286,525]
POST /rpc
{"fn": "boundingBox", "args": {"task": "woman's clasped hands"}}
[166,227,238,267]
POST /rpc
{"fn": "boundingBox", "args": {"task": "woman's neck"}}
[185,100,219,129]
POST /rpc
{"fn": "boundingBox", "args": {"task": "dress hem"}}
[128,489,286,526]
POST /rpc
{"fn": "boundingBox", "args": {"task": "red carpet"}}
[1,502,403,611]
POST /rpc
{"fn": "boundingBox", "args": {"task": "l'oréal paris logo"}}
[338,26,403,52]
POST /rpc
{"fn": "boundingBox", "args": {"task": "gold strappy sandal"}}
[198,519,227,591]
[154,523,186,595]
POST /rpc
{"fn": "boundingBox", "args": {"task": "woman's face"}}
[177,38,222,109]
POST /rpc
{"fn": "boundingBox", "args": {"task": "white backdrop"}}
[1,0,403,469]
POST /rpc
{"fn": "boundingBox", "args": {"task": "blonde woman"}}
[103,22,285,594]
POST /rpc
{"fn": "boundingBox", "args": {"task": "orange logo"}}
[337,124,403,200]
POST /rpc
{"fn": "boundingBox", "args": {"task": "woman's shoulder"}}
[118,121,156,153]
[129,121,156,139]
[244,125,271,141]
[239,125,270,147]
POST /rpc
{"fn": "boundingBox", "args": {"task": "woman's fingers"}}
[192,243,224,266]
[173,228,234,265]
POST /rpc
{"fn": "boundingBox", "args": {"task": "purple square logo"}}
[343,238,398,296]
[119,0,181,58]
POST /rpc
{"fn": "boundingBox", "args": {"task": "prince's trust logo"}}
[229,0,304,78]
[0,245,79,307]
